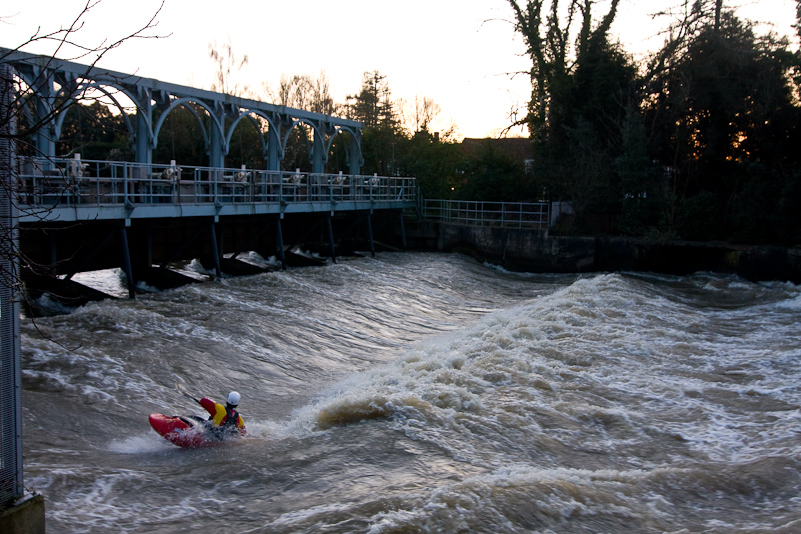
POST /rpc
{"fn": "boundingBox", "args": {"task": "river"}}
[19,252,801,533]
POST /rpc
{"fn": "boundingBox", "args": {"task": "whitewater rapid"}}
[19,253,801,533]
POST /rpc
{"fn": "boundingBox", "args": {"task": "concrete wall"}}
[0,494,45,534]
[404,220,801,283]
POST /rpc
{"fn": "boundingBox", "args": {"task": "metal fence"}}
[421,199,550,229]
[16,156,416,212]
[1,63,23,504]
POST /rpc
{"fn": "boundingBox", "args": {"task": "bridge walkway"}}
[16,156,417,304]
[17,156,416,223]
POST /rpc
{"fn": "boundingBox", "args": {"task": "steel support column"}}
[209,221,222,278]
[0,62,24,503]
[119,227,136,299]
[366,212,375,257]
[326,215,337,263]
[276,218,286,270]
[135,87,153,165]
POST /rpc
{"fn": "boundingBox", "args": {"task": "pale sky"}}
[2,0,798,139]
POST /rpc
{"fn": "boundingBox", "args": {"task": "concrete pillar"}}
[0,494,45,534]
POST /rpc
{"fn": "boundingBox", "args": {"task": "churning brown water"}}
[19,252,801,533]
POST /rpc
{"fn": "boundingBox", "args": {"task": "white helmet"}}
[227,391,241,406]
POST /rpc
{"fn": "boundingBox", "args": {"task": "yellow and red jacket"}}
[199,397,246,436]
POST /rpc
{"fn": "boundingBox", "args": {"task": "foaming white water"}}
[298,273,801,467]
[20,255,801,533]
[107,434,175,454]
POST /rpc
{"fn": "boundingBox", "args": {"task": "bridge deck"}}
[17,157,417,223]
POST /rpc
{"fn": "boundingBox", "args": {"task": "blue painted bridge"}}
[2,48,417,302]
[16,155,417,301]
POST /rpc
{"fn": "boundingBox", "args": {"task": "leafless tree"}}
[263,70,339,115]
[209,36,252,98]
[1,0,165,306]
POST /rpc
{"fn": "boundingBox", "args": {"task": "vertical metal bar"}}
[119,226,136,299]
[276,218,286,271]
[0,62,24,502]
[326,215,337,264]
[209,221,222,278]
[146,223,153,267]
[366,212,375,258]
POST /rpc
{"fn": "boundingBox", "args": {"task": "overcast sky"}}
[3,0,798,139]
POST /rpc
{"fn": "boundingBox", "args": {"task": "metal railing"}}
[421,199,550,229]
[16,156,416,213]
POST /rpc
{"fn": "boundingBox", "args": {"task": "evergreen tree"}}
[346,71,402,175]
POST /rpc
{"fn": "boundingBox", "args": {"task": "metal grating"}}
[0,62,23,504]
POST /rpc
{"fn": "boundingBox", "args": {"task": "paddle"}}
[176,383,200,404]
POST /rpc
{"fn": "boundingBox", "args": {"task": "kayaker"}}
[199,391,246,439]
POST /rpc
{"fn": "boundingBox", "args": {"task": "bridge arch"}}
[326,125,362,170]
[225,109,279,167]
[152,97,224,156]
[52,81,139,145]
[2,47,363,173]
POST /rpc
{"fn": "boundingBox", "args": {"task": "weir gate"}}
[17,157,417,304]
[1,48,417,307]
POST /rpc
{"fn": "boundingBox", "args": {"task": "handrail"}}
[421,199,550,229]
[15,157,417,212]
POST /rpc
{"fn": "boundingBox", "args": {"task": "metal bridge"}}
[0,48,416,520]
[17,155,415,223]
[1,47,417,302]
[0,47,364,173]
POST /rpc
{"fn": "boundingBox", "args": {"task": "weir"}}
[0,47,417,313]
[17,156,416,306]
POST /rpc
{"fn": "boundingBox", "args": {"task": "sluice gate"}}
[17,157,416,309]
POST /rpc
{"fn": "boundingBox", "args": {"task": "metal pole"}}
[326,215,337,264]
[0,62,24,503]
[366,212,375,257]
[276,218,286,270]
[209,221,222,278]
[119,227,136,299]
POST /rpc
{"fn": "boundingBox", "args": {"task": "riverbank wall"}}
[403,220,801,283]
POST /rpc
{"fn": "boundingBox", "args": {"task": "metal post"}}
[312,123,325,174]
[209,221,222,278]
[276,218,286,270]
[366,212,375,258]
[119,227,136,299]
[135,87,153,165]
[0,62,24,503]
[146,223,153,267]
[326,215,337,264]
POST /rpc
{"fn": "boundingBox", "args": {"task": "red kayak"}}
[149,413,235,448]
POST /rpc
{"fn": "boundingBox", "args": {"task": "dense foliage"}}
[506,0,801,244]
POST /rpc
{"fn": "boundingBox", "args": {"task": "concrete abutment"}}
[403,220,801,283]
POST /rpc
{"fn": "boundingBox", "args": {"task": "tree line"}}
[506,0,801,245]
[58,0,801,246]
